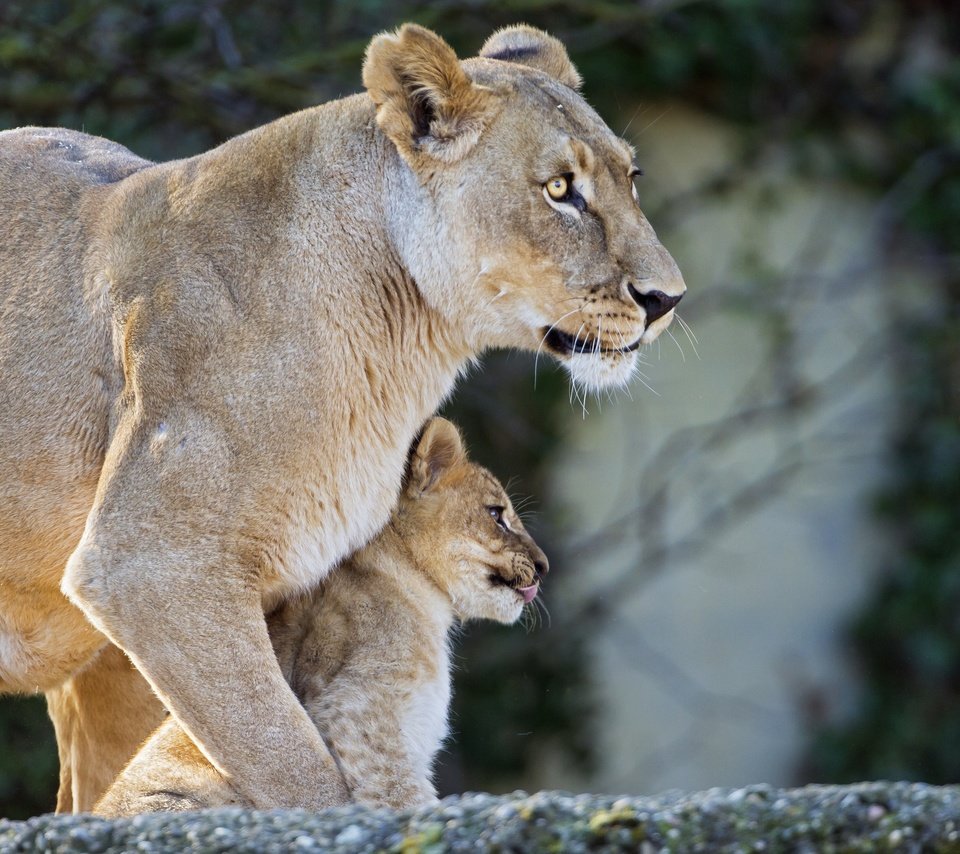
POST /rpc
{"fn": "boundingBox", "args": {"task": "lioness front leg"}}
[65,543,347,809]
[62,434,349,810]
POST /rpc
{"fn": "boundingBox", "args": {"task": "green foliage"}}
[0,698,58,820]
[807,313,960,782]
[776,4,960,785]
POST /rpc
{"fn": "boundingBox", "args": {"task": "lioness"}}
[0,24,684,810]
[95,417,546,816]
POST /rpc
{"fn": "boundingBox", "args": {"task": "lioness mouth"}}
[543,327,641,356]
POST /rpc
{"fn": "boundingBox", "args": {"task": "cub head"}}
[364,24,686,392]
[394,417,548,624]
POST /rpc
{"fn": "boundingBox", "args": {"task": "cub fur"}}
[0,23,683,809]
[95,418,546,815]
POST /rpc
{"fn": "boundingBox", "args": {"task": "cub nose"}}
[627,283,683,325]
[532,549,549,579]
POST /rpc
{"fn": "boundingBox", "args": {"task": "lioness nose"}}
[533,552,549,578]
[628,284,683,325]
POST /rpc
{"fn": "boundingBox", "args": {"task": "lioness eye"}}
[629,166,643,202]
[543,173,586,212]
[487,506,507,530]
[545,175,570,201]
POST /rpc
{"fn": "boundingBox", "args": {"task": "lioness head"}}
[364,24,685,392]
[395,417,548,624]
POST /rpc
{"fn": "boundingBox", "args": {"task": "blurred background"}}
[1,0,958,819]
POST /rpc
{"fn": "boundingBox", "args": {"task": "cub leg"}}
[306,688,437,810]
[46,643,165,813]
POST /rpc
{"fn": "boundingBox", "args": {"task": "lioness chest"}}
[271,440,409,599]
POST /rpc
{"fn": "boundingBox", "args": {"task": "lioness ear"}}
[406,417,466,495]
[363,24,498,164]
[479,25,582,91]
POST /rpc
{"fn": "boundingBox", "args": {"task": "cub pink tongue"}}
[518,583,539,604]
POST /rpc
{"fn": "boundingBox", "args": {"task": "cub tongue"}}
[517,583,539,604]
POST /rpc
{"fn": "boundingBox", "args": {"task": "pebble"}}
[333,825,364,846]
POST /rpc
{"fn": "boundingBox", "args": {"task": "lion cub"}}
[95,417,547,815]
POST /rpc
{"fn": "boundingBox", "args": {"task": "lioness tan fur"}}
[0,24,684,810]
[95,417,547,816]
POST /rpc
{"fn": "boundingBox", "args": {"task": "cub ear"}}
[363,24,498,164]
[406,417,466,495]
[479,25,582,91]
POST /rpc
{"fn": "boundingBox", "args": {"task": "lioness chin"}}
[0,24,684,810]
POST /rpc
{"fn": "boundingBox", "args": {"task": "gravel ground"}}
[3,783,960,853]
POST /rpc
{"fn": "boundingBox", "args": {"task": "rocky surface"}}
[3,783,960,852]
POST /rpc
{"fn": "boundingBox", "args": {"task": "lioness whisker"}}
[620,103,646,138]
[637,107,670,137]
[566,321,587,408]
[676,313,702,359]
[666,327,685,362]
[632,365,660,397]
[535,306,582,389]
[577,380,590,419]
[566,322,592,419]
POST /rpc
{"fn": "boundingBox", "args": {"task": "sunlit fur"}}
[94,419,547,816]
[564,348,638,391]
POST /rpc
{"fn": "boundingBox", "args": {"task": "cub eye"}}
[545,174,570,201]
[487,506,508,531]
